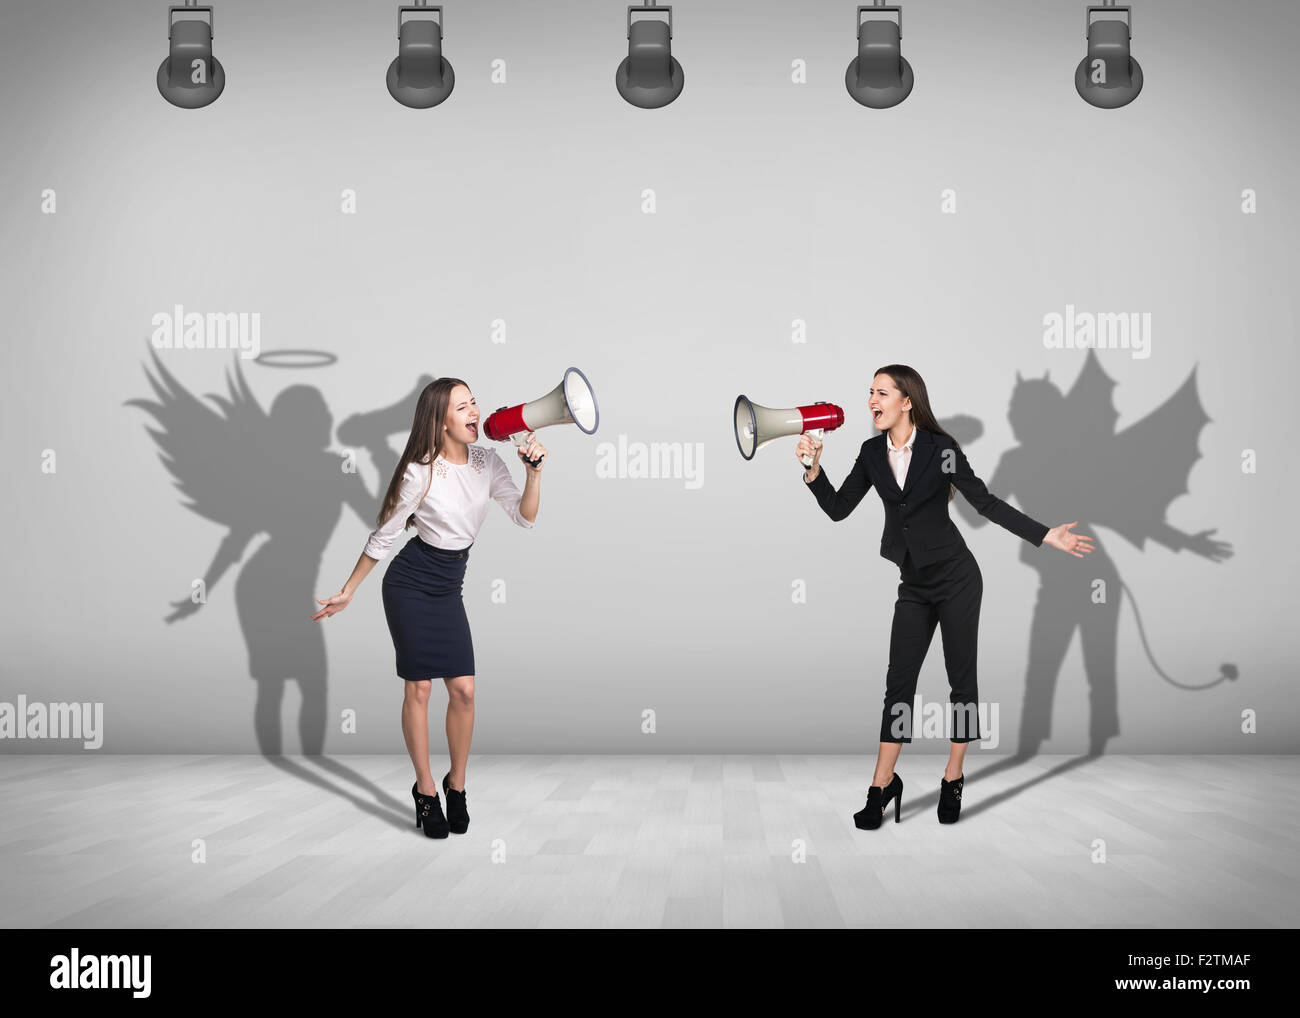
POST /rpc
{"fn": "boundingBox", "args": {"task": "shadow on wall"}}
[125,340,431,832]
[942,348,1235,764]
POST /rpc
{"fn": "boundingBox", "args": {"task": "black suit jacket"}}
[804,427,1049,568]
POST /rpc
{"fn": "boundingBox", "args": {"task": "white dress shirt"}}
[886,425,917,489]
[363,444,533,559]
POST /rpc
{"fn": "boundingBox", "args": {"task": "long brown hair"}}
[873,364,959,502]
[375,377,468,531]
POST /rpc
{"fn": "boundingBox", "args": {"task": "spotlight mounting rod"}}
[628,3,672,39]
[1086,2,1131,33]
[857,1,901,36]
[398,0,443,35]
[167,1,212,39]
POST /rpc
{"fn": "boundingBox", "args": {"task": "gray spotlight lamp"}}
[845,2,913,109]
[387,2,455,108]
[157,2,225,108]
[616,4,684,108]
[1076,2,1142,108]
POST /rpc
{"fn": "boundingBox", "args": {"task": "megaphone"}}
[734,396,845,467]
[484,367,600,467]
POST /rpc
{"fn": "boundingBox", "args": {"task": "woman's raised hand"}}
[795,434,823,476]
[312,589,353,621]
[1043,522,1095,558]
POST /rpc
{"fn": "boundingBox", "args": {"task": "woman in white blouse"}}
[313,377,542,839]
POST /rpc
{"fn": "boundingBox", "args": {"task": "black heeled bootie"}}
[854,773,903,830]
[938,774,964,824]
[412,781,449,838]
[442,772,469,834]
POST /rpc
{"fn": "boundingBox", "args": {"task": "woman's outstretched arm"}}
[947,440,1048,545]
[314,460,427,619]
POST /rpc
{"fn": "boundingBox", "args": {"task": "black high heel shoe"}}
[938,773,964,824]
[442,772,469,834]
[854,773,903,830]
[412,781,449,838]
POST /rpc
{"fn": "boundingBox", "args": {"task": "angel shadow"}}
[942,348,1234,769]
[126,341,432,830]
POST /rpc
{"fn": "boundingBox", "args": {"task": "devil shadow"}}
[126,339,432,831]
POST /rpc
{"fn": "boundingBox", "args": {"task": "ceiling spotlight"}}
[616,4,684,108]
[387,2,454,108]
[846,3,913,108]
[1076,2,1142,108]
[157,2,225,108]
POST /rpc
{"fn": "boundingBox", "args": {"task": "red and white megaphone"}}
[483,367,600,467]
[733,396,845,467]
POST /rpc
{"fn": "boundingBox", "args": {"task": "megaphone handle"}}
[511,430,545,468]
[801,428,824,468]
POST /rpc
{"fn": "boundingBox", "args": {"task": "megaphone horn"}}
[734,396,845,466]
[483,367,600,467]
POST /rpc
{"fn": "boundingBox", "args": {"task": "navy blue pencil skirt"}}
[381,535,475,681]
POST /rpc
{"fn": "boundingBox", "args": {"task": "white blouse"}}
[363,444,533,559]
[885,424,917,489]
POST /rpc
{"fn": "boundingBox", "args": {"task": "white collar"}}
[887,425,917,452]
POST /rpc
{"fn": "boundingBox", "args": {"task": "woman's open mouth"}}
[872,409,882,423]
[467,422,478,436]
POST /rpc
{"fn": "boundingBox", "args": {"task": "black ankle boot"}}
[412,781,449,838]
[442,772,469,834]
[938,774,964,824]
[854,773,903,830]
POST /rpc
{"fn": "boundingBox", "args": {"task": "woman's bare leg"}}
[872,742,902,787]
[402,680,438,796]
[443,674,475,791]
[944,740,969,782]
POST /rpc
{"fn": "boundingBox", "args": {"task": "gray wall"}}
[1,0,1294,755]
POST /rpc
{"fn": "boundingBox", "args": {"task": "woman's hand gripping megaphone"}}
[512,430,547,471]
[796,433,824,479]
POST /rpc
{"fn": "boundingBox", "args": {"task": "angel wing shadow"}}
[940,349,1234,773]
[125,339,432,827]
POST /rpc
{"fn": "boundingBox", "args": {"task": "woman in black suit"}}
[799,364,1093,828]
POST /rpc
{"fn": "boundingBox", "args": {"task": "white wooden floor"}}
[1,754,1295,928]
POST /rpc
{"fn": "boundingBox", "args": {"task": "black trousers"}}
[880,547,984,744]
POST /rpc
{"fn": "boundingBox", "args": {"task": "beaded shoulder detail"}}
[432,447,486,477]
